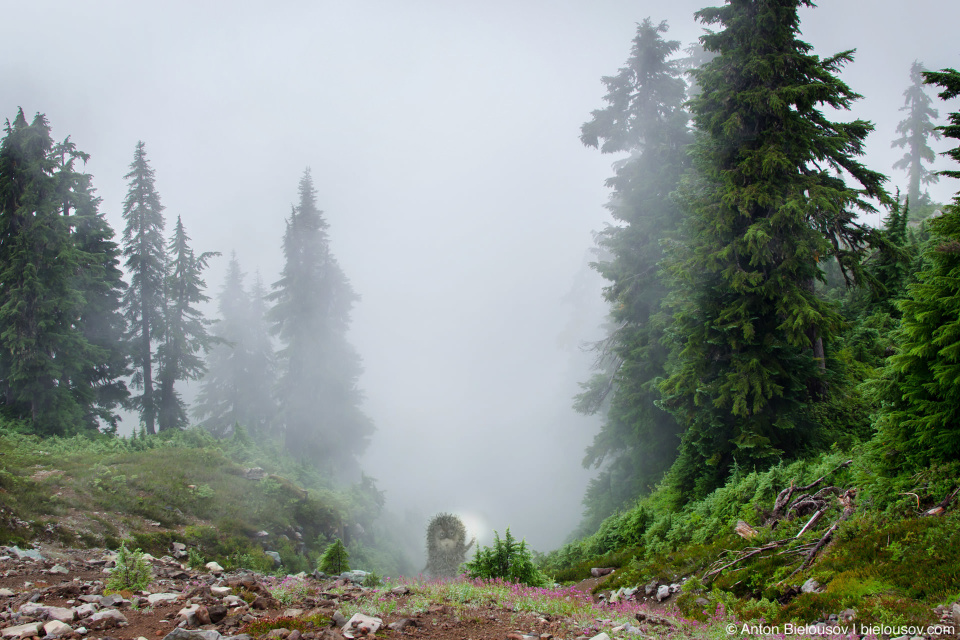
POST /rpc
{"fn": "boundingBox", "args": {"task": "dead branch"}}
[782,489,857,583]
[795,460,853,492]
[923,486,959,516]
[795,509,826,538]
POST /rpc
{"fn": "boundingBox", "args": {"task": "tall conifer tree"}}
[660,0,886,497]
[52,138,130,432]
[156,216,218,431]
[120,141,167,434]
[892,62,941,209]
[874,68,960,470]
[0,111,97,434]
[575,19,692,524]
[269,169,373,478]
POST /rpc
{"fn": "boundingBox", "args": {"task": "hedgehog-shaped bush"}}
[424,513,475,578]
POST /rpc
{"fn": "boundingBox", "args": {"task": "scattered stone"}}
[205,562,224,574]
[74,603,99,618]
[7,547,43,561]
[0,589,12,598]
[148,593,182,605]
[590,568,614,578]
[339,570,370,584]
[952,603,960,628]
[390,585,410,596]
[332,612,347,628]
[656,585,670,602]
[282,609,304,618]
[342,613,381,639]
[88,608,128,629]
[388,619,417,632]
[210,587,232,597]
[801,579,821,594]
[1,622,42,639]
[644,581,657,596]
[48,564,69,574]
[42,620,73,638]
[161,629,223,640]
[588,633,610,640]
[100,593,127,608]
[695,597,710,608]
[243,468,266,480]
[264,552,281,567]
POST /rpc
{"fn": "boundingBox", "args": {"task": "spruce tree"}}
[660,0,887,497]
[120,141,167,434]
[892,62,941,209]
[195,255,275,437]
[156,216,219,431]
[52,138,130,432]
[874,68,960,470]
[0,111,93,434]
[575,19,692,523]
[269,169,373,478]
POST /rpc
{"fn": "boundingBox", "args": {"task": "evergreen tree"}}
[874,68,960,470]
[269,169,373,479]
[660,0,887,498]
[195,255,275,437]
[892,62,941,209]
[120,141,167,434]
[156,216,219,431]
[575,19,693,523]
[52,137,130,433]
[0,111,95,434]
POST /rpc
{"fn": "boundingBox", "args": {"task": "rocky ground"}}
[0,545,645,640]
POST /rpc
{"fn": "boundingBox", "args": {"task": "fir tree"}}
[0,110,97,434]
[195,255,275,437]
[156,216,219,431]
[660,0,887,498]
[892,62,941,209]
[269,169,373,478]
[575,19,692,523]
[52,137,130,432]
[874,68,960,470]
[120,141,167,434]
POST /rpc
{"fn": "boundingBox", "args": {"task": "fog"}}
[3,1,958,552]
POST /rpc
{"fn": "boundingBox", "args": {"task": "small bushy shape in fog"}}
[318,538,350,575]
[463,528,548,587]
[106,543,152,592]
[362,571,382,587]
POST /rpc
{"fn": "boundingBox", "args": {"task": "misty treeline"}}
[0,112,369,479]
[574,1,960,533]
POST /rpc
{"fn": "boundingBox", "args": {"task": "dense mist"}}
[2,0,958,553]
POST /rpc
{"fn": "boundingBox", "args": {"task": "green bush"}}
[463,528,549,587]
[318,538,350,575]
[106,543,152,593]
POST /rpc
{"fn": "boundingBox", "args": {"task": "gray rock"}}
[332,611,347,628]
[89,608,128,627]
[19,603,75,622]
[264,551,282,566]
[388,619,417,632]
[839,609,856,623]
[801,579,820,594]
[0,589,13,598]
[205,562,224,573]
[342,613,381,639]
[339,570,370,584]
[695,597,710,608]
[656,585,670,602]
[952,603,960,628]
[644,581,657,596]
[74,603,99,618]
[590,567,614,578]
[1,622,43,639]
[42,620,73,638]
[589,634,611,640]
[100,593,126,608]
[8,547,43,561]
[77,595,102,604]
[162,629,223,640]
[148,593,182,605]
[48,564,69,575]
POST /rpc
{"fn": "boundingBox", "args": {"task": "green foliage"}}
[318,538,350,575]
[156,216,220,431]
[463,528,549,587]
[659,0,887,498]
[575,18,692,526]
[106,543,152,593]
[268,169,373,479]
[187,547,206,570]
[362,571,382,587]
[120,141,168,435]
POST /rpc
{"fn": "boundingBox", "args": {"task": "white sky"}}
[3,0,959,552]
